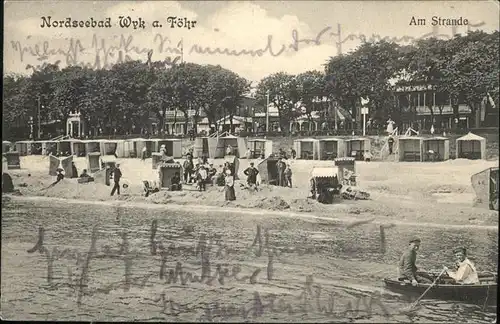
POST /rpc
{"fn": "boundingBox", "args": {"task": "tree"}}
[146,68,176,134]
[3,74,32,139]
[201,65,250,134]
[296,71,326,130]
[441,31,499,128]
[255,72,301,133]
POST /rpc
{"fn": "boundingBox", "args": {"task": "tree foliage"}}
[3,30,498,140]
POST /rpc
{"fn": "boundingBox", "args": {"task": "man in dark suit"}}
[110,164,122,196]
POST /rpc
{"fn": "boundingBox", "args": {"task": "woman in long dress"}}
[224,169,236,201]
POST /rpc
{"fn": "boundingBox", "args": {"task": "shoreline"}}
[4,194,498,231]
[3,156,499,228]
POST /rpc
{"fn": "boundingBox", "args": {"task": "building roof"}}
[295,138,319,142]
[318,137,343,142]
[310,166,339,178]
[457,132,486,141]
[398,136,424,140]
[345,137,369,141]
[423,136,449,141]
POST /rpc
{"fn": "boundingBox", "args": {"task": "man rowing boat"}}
[398,237,433,286]
[444,247,479,284]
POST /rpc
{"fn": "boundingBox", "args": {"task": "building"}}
[395,83,498,131]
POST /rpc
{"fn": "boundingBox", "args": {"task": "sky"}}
[4,1,500,84]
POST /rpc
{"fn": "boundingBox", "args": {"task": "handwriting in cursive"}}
[197,274,391,321]
[9,21,486,73]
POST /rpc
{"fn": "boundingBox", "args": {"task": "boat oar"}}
[404,267,447,312]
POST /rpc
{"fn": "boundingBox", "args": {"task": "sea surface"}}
[1,197,498,322]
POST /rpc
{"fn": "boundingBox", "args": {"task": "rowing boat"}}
[383,271,497,305]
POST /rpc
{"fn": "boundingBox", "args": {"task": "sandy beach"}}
[4,155,498,227]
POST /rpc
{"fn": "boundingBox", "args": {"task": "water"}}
[1,197,497,322]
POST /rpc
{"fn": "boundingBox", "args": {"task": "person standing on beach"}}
[224,170,236,201]
[110,164,122,196]
[141,146,147,161]
[388,136,395,155]
[197,165,208,191]
[183,156,194,183]
[284,164,293,188]
[276,158,286,187]
[244,162,259,190]
[291,147,296,160]
[71,162,78,178]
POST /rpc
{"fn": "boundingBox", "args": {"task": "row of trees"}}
[3,59,251,139]
[3,30,498,140]
[255,30,499,132]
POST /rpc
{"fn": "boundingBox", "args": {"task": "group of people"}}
[398,237,479,285]
[180,149,237,200]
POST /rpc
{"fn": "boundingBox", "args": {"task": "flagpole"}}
[180,38,184,63]
[266,90,270,133]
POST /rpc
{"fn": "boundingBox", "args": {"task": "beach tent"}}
[57,139,72,156]
[471,167,498,210]
[41,141,58,156]
[395,136,424,162]
[71,139,87,157]
[212,135,247,158]
[247,139,273,159]
[99,140,118,156]
[15,141,32,156]
[87,152,102,173]
[84,140,101,154]
[2,141,12,153]
[152,152,163,169]
[31,141,44,155]
[4,152,21,169]
[317,138,346,160]
[2,156,7,172]
[456,132,487,160]
[49,155,73,176]
[194,137,210,158]
[334,157,357,185]
[422,137,450,162]
[127,138,154,158]
[257,157,279,185]
[293,138,320,160]
[115,140,133,158]
[101,155,117,171]
[345,137,371,161]
[152,139,182,158]
[158,162,183,189]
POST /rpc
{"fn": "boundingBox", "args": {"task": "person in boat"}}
[398,237,433,285]
[170,172,182,191]
[444,247,479,284]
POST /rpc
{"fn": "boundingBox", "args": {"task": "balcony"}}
[414,104,471,115]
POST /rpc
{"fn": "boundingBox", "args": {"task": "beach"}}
[4,155,499,227]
